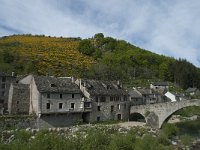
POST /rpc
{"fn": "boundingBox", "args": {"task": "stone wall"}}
[40,93,83,114]
[8,84,30,114]
[0,113,84,129]
[37,113,83,129]
[0,116,37,130]
[89,95,130,122]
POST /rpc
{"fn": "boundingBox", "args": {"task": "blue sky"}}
[1,0,200,66]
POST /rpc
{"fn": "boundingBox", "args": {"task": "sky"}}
[1,0,200,67]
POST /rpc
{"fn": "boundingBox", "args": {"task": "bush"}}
[180,134,192,146]
[161,123,178,139]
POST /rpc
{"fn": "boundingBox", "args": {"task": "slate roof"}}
[137,89,151,95]
[129,89,142,98]
[34,76,81,93]
[185,88,198,93]
[0,72,12,77]
[81,79,128,96]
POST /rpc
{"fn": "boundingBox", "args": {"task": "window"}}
[47,93,50,99]
[95,96,98,102]
[110,97,113,101]
[84,102,91,108]
[100,96,106,102]
[97,106,101,111]
[1,84,5,89]
[17,101,19,104]
[111,105,114,112]
[124,96,127,101]
[117,104,120,110]
[71,103,75,110]
[97,116,100,121]
[1,91,4,96]
[2,77,6,82]
[59,103,63,109]
[46,103,50,109]
[60,94,63,99]
[72,94,74,98]
[124,104,126,109]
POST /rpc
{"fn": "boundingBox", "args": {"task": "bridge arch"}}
[159,105,200,128]
[130,99,200,128]
[129,112,146,122]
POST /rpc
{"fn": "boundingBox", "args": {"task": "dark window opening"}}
[72,94,74,98]
[46,103,50,109]
[60,94,63,99]
[111,105,114,112]
[97,116,100,121]
[97,106,101,111]
[95,96,98,102]
[2,84,5,89]
[2,77,6,82]
[84,102,91,108]
[50,84,56,87]
[110,97,113,101]
[117,114,122,120]
[117,104,120,110]
[71,103,75,110]
[59,103,63,109]
[47,93,50,99]
[100,96,106,102]
[17,101,19,104]
[1,91,5,96]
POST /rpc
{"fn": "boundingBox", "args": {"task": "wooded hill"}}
[0,33,199,89]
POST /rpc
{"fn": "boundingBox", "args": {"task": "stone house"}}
[75,79,130,122]
[128,89,144,105]
[0,72,15,113]
[185,88,200,97]
[150,82,169,92]
[8,75,91,128]
[135,88,168,104]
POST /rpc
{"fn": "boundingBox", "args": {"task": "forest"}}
[0,33,200,89]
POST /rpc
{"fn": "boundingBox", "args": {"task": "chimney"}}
[11,72,15,77]
[71,76,74,83]
[117,80,120,85]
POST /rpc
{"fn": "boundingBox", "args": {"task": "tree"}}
[78,39,95,56]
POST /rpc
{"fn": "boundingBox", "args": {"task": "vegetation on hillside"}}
[0,35,94,77]
[1,33,200,89]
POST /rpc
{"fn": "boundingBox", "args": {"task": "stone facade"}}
[75,79,130,122]
[8,83,30,114]
[0,72,15,111]
[37,113,82,128]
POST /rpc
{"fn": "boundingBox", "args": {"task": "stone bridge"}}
[130,99,200,128]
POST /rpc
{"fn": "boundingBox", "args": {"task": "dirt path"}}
[118,121,146,128]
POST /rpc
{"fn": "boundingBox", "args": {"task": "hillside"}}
[0,35,94,77]
[0,33,200,89]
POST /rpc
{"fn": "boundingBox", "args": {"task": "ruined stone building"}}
[0,72,15,113]
[75,79,130,122]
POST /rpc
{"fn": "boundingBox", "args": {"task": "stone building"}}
[0,72,15,113]
[8,75,91,128]
[75,79,130,122]
[150,82,169,93]
[128,89,144,105]
[131,88,169,105]
[8,83,30,114]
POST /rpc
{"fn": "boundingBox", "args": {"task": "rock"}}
[26,128,31,132]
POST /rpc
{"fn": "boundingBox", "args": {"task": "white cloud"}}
[0,0,200,66]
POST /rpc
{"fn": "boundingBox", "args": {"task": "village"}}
[0,72,198,128]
